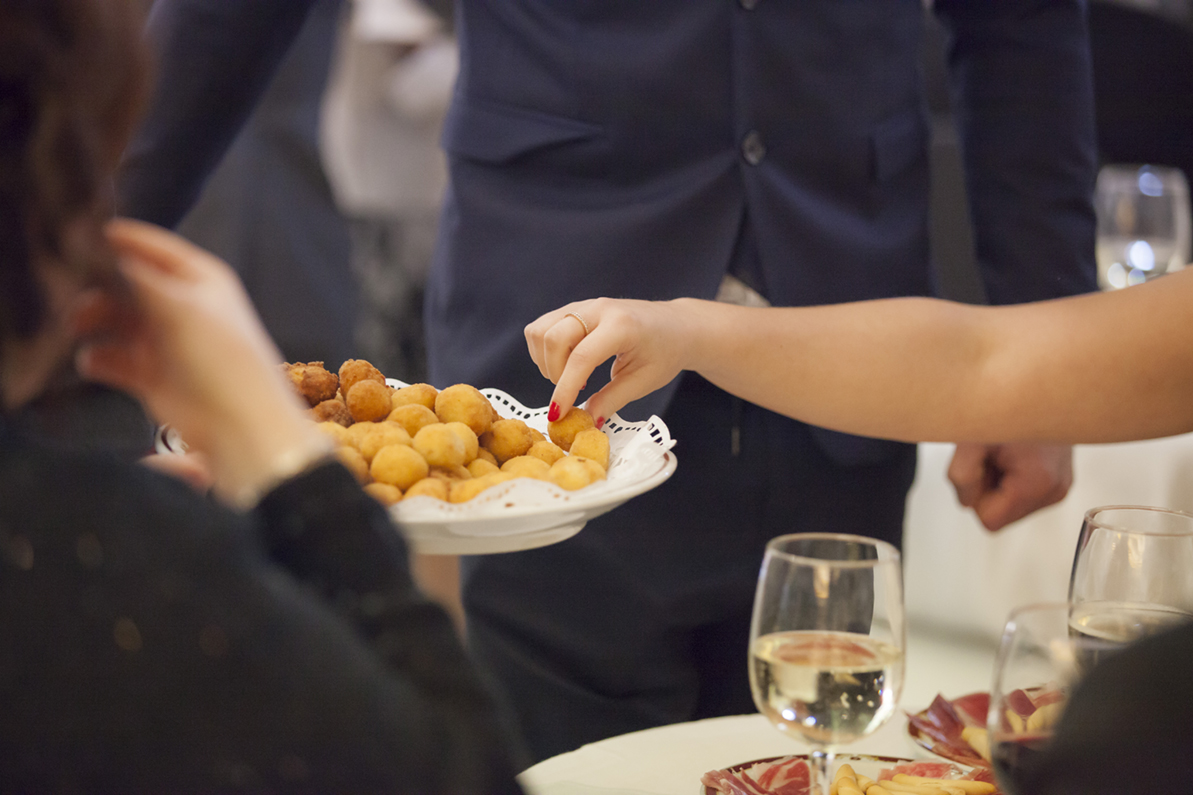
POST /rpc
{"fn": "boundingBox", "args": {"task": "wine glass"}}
[1094,164,1191,290]
[749,533,904,795]
[987,603,1116,795]
[1068,505,1193,667]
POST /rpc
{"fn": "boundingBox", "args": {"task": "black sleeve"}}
[117,0,321,227]
[1025,622,1193,794]
[253,461,527,794]
[934,0,1099,305]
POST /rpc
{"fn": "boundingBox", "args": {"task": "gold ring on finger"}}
[567,311,590,336]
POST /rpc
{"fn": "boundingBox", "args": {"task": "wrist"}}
[211,411,335,511]
[666,297,724,373]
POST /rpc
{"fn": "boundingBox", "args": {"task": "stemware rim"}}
[1002,600,1072,629]
[1082,504,1193,537]
[764,532,901,568]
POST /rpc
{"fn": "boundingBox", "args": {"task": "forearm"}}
[680,273,1193,444]
[682,298,995,441]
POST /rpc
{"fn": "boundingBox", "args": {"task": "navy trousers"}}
[461,374,917,762]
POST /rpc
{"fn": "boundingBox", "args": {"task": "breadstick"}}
[959,726,991,762]
[831,763,859,795]
[858,775,876,791]
[1025,702,1064,733]
[892,774,995,795]
[874,780,950,795]
[866,786,895,795]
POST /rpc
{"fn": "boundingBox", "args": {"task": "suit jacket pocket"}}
[871,107,928,183]
[442,97,606,165]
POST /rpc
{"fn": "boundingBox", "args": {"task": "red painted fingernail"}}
[548,402,560,422]
[596,416,606,430]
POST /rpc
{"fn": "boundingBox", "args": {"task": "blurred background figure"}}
[119,0,463,625]
[1087,0,1193,289]
[322,0,457,384]
[172,0,358,367]
[925,0,1193,299]
[320,0,461,627]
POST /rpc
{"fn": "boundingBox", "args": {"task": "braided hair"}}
[0,0,146,345]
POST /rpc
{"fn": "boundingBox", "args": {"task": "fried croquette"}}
[444,421,479,464]
[338,359,386,397]
[434,383,494,437]
[310,398,353,426]
[568,428,610,471]
[449,472,514,503]
[282,361,339,407]
[391,383,438,411]
[548,406,596,451]
[370,443,429,490]
[528,427,547,444]
[480,418,534,464]
[345,420,378,449]
[413,423,467,468]
[429,464,472,482]
[315,420,352,447]
[526,439,566,466]
[334,446,371,484]
[347,379,393,423]
[387,403,439,437]
[475,447,498,466]
[404,477,449,501]
[467,458,501,478]
[500,455,551,480]
[546,455,605,491]
[358,422,413,463]
[364,482,403,506]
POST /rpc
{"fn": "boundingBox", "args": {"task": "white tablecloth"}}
[519,714,918,795]
[903,434,1193,642]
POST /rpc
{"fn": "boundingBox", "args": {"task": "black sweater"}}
[0,420,524,794]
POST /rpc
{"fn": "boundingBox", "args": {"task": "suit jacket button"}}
[742,130,766,165]
[740,0,759,9]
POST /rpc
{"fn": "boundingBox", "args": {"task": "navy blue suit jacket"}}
[120,0,1097,436]
[428,0,1097,426]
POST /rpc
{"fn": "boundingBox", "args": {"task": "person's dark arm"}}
[934,0,1099,304]
[256,462,526,794]
[1025,622,1193,794]
[117,0,321,227]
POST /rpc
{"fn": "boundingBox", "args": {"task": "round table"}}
[519,714,923,795]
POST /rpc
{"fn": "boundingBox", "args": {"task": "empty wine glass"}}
[749,533,904,795]
[1094,164,1191,289]
[988,603,1110,795]
[1067,505,1193,668]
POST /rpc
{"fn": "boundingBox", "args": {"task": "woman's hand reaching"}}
[76,219,330,508]
[524,298,704,425]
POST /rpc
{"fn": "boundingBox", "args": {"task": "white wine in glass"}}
[749,533,905,795]
[1067,505,1193,671]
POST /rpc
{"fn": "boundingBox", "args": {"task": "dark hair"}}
[0,0,147,343]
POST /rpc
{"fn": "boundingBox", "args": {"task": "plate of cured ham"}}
[701,754,1001,795]
[906,692,992,768]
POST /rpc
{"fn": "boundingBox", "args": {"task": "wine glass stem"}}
[809,748,835,795]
